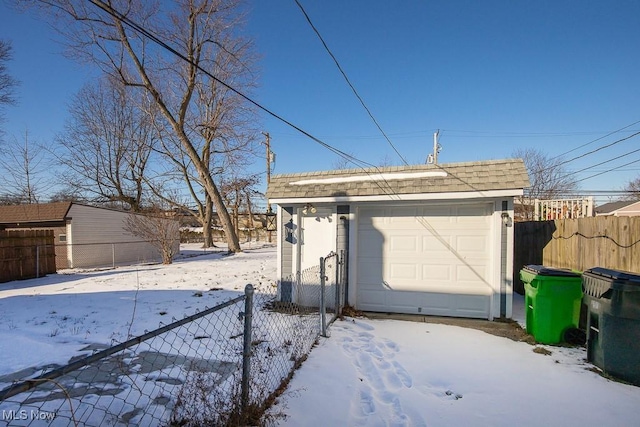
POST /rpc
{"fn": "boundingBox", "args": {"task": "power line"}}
[575,157,640,184]
[88,0,401,199]
[567,167,640,173]
[564,147,640,177]
[539,131,640,173]
[89,1,369,169]
[89,0,496,214]
[550,119,640,160]
[293,0,409,166]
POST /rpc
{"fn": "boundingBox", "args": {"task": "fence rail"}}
[0,251,346,426]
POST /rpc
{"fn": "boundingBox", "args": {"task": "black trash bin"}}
[582,267,640,386]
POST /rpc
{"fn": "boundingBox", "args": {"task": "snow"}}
[0,243,275,377]
[273,318,640,427]
[1,243,639,427]
[288,171,448,186]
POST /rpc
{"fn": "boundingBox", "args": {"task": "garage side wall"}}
[279,206,295,301]
[67,205,165,268]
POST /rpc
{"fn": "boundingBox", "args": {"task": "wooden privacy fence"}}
[0,230,56,283]
[514,216,640,294]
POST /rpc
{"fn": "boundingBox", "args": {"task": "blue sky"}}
[1,1,639,204]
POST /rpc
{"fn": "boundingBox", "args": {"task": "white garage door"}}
[356,203,494,319]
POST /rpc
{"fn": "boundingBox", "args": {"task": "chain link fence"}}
[57,241,178,270]
[0,251,346,426]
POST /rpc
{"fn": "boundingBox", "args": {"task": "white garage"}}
[267,159,530,320]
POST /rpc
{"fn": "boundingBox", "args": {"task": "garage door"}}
[356,203,494,318]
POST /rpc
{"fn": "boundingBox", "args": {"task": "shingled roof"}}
[267,159,530,201]
[594,200,636,214]
[0,202,72,224]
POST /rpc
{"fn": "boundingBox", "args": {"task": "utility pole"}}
[262,132,274,243]
[263,131,272,212]
[433,129,440,165]
[426,130,442,164]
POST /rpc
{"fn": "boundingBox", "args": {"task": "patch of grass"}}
[533,346,552,356]
[341,305,365,318]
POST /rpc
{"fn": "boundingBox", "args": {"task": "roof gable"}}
[0,202,72,224]
[267,159,530,201]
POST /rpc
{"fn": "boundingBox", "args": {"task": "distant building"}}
[0,202,179,269]
[594,200,640,217]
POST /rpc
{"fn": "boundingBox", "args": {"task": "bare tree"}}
[48,189,83,203]
[143,10,259,247]
[331,152,355,170]
[124,208,180,264]
[56,76,155,211]
[513,147,580,220]
[220,174,261,240]
[378,153,397,167]
[0,129,51,203]
[23,0,258,252]
[622,176,640,200]
[0,39,18,139]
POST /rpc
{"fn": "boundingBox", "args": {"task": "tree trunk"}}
[246,193,254,242]
[200,170,241,252]
[203,194,214,248]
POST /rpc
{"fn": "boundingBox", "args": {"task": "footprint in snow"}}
[359,387,376,415]
[392,361,413,388]
[417,384,463,400]
[352,320,375,331]
[342,325,421,426]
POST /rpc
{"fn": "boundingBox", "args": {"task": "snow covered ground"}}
[1,243,639,427]
[0,243,276,379]
[272,316,640,427]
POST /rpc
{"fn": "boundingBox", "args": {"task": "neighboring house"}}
[594,200,640,217]
[267,159,530,321]
[0,202,179,269]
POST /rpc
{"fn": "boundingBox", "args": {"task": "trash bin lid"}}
[523,265,581,277]
[583,267,640,287]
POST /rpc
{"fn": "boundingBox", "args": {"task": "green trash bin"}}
[520,265,583,344]
[583,267,640,386]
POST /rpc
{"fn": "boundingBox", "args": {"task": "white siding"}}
[66,205,176,268]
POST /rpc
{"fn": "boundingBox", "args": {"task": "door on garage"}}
[356,202,494,319]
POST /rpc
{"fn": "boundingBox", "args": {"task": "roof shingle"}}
[267,159,530,200]
[0,202,72,224]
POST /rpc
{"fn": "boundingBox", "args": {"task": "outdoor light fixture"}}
[501,212,511,226]
[302,203,317,215]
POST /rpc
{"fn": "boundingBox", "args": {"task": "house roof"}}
[267,159,530,201]
[0,202,72,224]
[594,200,637,214]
